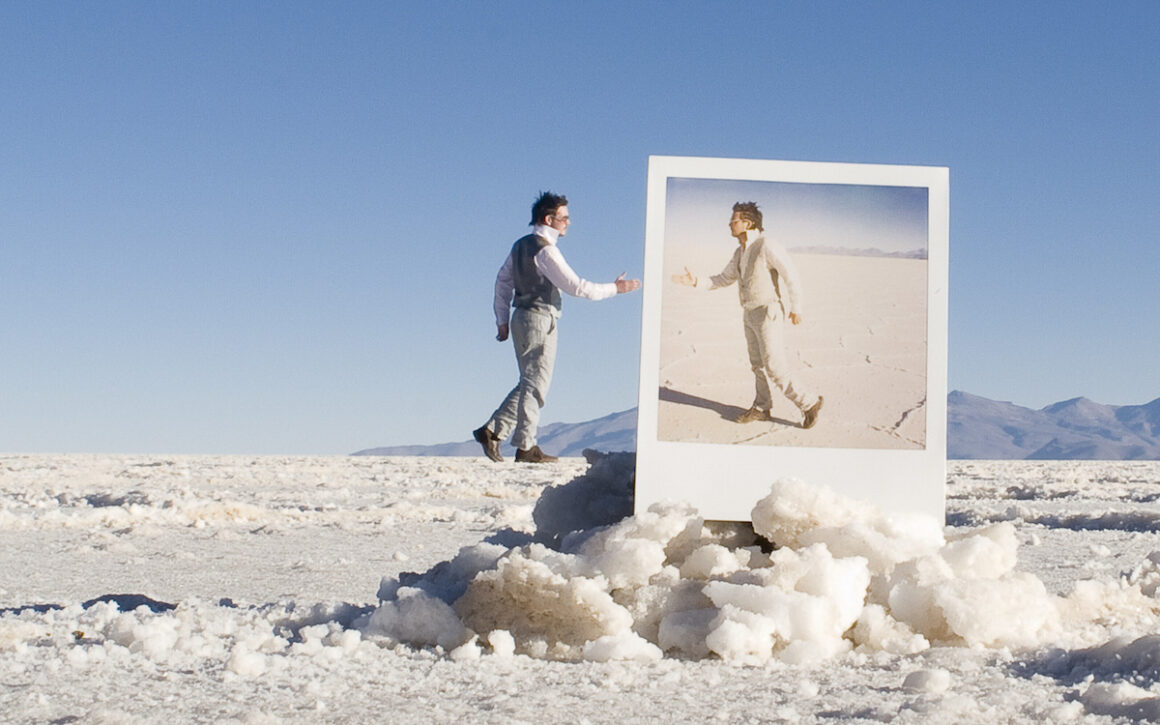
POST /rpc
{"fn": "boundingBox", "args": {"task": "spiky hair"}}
[530,191,568,226]
[732,201,763,232]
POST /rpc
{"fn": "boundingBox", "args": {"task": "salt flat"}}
[3,454,1160,723]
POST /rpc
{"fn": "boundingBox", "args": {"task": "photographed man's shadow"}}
[659,386,798,427]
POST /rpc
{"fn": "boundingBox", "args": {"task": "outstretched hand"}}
[671,266,697,287]
[615,273,641,294]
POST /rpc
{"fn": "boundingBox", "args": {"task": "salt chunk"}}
[449,636,481,662]
[582,536,667,590]
[852,604,929,655]
[228,646,267,677]
[617,576,710,644]
[902,668,951,694]
[575,504,701,588]
[891,572,1059,647]
[704,607,778,664]
[751,478,865,548]
[1124,551,1160,597]
[582,631,663,662]
[752,479,943,576]
[678,544,748,580]
[941,523,1018,580]
[486,630,516,658]
[453,547,633,658]
[363,587,469,650]
[657,608,715,659]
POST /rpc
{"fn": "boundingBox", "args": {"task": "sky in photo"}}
[664,177,930,254]
[2,1,1157,454]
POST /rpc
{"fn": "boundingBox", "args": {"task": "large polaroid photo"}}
[636,156,949,522]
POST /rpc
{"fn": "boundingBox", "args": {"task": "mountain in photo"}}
[354,393,1160,460]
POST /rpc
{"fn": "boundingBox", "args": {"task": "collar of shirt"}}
[533,224,560,245]
[740,229,762,248]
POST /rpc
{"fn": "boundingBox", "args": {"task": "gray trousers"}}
[744,305,816,413]
[487,307,557,450]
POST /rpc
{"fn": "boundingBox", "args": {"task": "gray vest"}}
[511,234,562,313]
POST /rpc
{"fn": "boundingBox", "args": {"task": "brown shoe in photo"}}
[473,425,504,463]
[734,405,772,424]
[802,396,824,429]
[515,445,558,463]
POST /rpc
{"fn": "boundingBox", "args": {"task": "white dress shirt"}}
[493,225,618,325]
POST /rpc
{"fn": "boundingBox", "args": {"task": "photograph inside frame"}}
[636,156,948,522]
[659,176,929,450]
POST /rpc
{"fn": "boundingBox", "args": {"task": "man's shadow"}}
[659,386,797,427]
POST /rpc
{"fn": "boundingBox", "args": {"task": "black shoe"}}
[802,396,823,429]
[515,445,558,463]
[473,426,503,462]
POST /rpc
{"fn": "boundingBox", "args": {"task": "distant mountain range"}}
[353,392,1160,460]
[353,409,637,459]
[789,245,928,260]
[947,391,1160,459]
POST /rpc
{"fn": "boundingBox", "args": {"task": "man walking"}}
[673,201,823,428]
[474,192,640,463]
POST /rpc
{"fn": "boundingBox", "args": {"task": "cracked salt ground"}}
[4,454,1160,722]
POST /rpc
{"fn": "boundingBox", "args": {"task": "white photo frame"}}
[635,156,949,522]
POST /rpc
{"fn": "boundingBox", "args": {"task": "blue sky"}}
[664,178,930,254]
[2,2,1157,454]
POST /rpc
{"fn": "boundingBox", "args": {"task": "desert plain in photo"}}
[658,245,928,449]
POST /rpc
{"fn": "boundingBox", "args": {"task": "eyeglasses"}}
[551,215,571,223]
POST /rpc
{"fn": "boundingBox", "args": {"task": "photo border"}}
[635,155,949,522]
